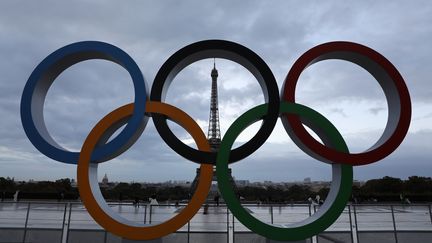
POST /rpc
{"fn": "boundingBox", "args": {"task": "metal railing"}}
[0,201,431,243]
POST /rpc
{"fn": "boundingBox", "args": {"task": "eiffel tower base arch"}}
[190,166,238,204]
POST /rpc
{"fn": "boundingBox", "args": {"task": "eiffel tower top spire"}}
[207,58,221,152]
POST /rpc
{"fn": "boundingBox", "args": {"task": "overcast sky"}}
[0,1,431,183]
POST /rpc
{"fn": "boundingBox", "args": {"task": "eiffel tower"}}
[190,59,237,202]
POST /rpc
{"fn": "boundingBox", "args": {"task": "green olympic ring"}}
[217,101,353,241]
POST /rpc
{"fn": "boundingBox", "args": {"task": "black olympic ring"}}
[151,40,280,164]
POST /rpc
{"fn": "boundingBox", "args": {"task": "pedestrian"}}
[134,197,140,208]
[203,204,209,214]
[315,195,321,205]
[214,193,220,206]
[1,191,5,202]
[13,190,19,202]
[149,194,158,205]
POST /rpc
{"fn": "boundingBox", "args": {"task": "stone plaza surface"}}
[0,201,431,242]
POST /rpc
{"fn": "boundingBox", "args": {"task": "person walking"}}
[13,190,19,202]
[214,193,220,206]
[315,195,321,205]
[149,194,158,205]
[133,197,140,208]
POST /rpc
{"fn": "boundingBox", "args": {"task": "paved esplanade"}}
[1,202,431,243]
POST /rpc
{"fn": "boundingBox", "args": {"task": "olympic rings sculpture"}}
[21,40,411,241]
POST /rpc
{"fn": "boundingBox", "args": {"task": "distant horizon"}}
[3,174,428,184]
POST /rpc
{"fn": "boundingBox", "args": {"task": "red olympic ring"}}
[281,41,411,165]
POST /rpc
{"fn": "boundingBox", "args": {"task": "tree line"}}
[1,176,431,203]
[238,176,432,203]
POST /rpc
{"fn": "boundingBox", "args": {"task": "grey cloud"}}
[414,112,432,120]
[369,107,386,115]
[0,0,431,182]
[329,108,347,117]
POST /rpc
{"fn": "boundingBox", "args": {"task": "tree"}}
[404,176,432,193]
[361,176,403,194]
[0,177,15,191]
[285,185,312,201]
